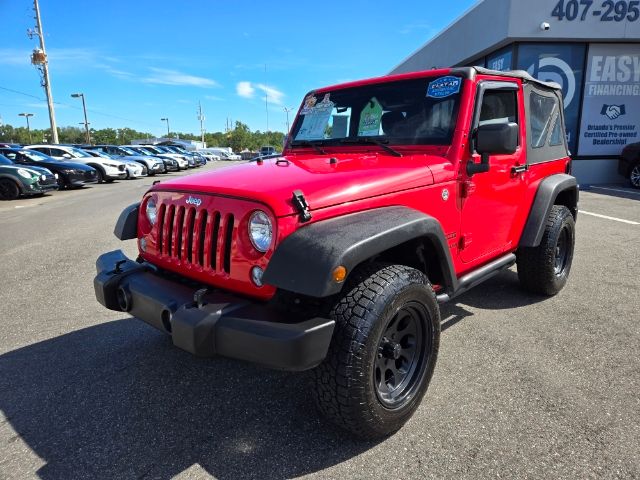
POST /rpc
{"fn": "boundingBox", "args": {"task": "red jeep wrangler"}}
[95,67,578,439]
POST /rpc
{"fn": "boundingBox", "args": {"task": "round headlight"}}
[17,168,34,179]
[146,198,158,226]
[248,210,273,252]
[40,174,47,181]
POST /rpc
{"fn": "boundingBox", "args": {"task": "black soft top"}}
[451,66,562,91]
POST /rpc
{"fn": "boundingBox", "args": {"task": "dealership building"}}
[391,0,640,184]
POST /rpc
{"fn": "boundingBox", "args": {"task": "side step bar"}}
[436,253,516,303]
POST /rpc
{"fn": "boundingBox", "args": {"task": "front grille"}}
[156,203,235,274]
[118,164,126,172]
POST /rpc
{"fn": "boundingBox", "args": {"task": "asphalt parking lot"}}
[0,164,638,479]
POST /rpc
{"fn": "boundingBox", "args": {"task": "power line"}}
[0,84,157,129]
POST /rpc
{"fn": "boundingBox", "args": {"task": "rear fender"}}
[519,174,578,247]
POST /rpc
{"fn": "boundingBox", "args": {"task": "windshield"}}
[0,155,12,165]
[17,149,51,161]
[290,76,462,147]
[67,147,92,158]
[119,147,136,155]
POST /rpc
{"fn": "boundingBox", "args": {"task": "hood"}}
[154,153,441,217]
[43,160,95,171]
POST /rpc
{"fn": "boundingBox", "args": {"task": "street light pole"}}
[283,107,293,133]
[19,113,34,143]
[30,0,58,144]
[160,117,170,138]
[71,93,90,144]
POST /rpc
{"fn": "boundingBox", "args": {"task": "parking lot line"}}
[580,210,640,225]
[589,186,640,196]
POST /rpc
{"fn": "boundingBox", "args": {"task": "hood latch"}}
[292,190,312,222]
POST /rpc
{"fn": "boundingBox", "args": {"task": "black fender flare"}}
[262,206,457,298]
[519,174,578,247]
[114,202,140,240]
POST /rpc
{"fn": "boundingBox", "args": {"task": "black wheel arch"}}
[86,162,106,177]
[262,206,458,298]
[519,174,578,248]
[0,174,25,194]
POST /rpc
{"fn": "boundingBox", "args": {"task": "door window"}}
[479,90,518,127]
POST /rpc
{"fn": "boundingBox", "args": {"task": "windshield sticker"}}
[296,95,335,140]
[301,94,318,114]
[427,76,461,98]
[358,97,383,136]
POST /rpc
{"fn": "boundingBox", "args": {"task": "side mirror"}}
[467,122,518,176]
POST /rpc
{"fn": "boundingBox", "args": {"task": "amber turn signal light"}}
[332,266,347,283]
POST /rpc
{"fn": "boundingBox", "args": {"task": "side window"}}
[32,147,49,155]
[49,148,65,157]
[549,116,563,146]
[529,92,558,148]
[479,90,517,127]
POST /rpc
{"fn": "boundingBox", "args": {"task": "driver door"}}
[460,82,528,264]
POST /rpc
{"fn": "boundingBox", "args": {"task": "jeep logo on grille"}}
[185,196,202,207]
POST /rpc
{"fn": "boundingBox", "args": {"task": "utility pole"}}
[19,113,34,143]
[283,107,293,133]
[264,63,269,131]
[29,0,58,143]
[197,102,205,144]
[160,117,170,137]
[71,93,90,143]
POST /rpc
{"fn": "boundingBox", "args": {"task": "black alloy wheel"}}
[554,226,570,277]
[0,178,20,200]
[374,302,429,409]
[630,162,640,189]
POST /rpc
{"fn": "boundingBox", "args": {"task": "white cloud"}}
[256,83,284,105]
[236,81,255,98]
[143,68,219,87]
[236,81,284,105]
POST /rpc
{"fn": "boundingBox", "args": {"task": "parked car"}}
[126,146,185,171]
[0,147,98,189]
[160,145,206,166]
[24,145,127,183]
[0,154,57,200]
[94,67,578,439]
[206,148,240,161]
[148,145,196,168]
[83,145,165,176]
[618,142,640,189]
[259,146,278,156]
[81,149,145,179]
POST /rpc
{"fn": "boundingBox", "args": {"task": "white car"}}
[128,145,189,170]
[82,149,145,179]
[206,148,241,161]
[25,145,128,183]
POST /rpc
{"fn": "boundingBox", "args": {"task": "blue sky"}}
[0,0,475,136]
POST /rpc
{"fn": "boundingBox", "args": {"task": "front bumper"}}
[94,250,335,371]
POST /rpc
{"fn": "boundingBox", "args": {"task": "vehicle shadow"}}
[0,320,375,479]
[441,269,547,315]
[583,184,640,201]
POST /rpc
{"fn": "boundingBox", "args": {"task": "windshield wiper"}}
[339,138,402,157]
[290,140,326,154]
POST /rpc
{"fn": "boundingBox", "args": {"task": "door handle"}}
[511,164,528,175]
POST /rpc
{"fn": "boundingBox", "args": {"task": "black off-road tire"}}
[517,205,575,296]
[313,263,440,439]
[629,161,640,189]
[0,178,20,200]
